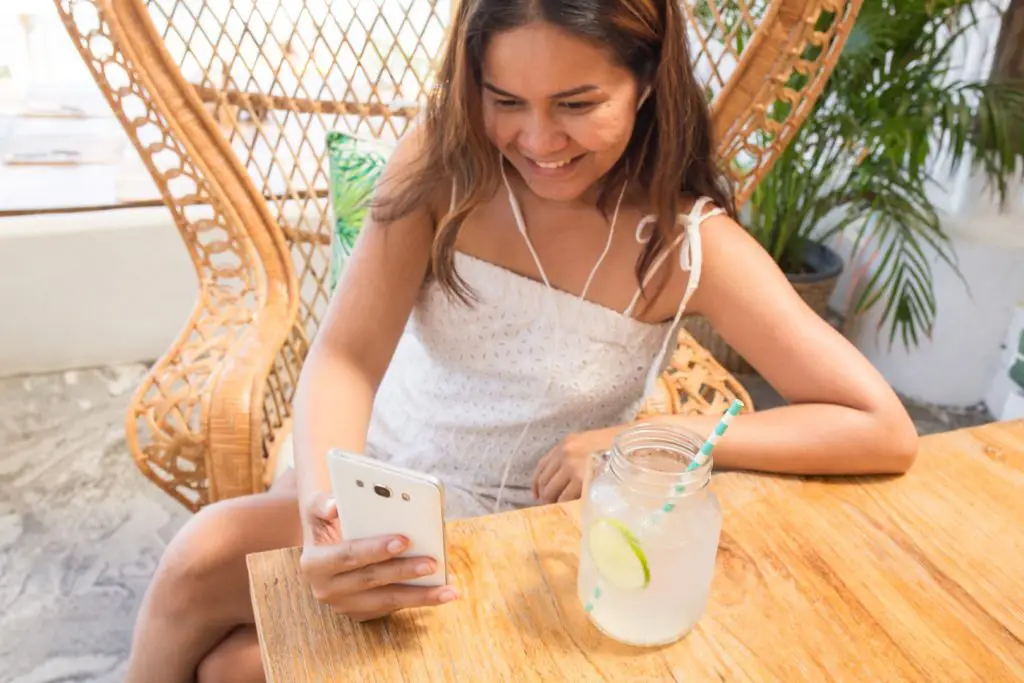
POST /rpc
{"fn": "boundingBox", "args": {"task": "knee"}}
[153,500,250,606]
[152,492,300,609]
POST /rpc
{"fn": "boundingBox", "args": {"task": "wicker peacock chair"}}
[54,0,860,511]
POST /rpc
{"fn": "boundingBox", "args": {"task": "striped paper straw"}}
[661,398,743,513]
[584,399,744,613]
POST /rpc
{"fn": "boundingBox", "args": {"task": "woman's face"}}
[481,21,644,203]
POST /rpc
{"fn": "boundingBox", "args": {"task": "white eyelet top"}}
[362,185,724,519]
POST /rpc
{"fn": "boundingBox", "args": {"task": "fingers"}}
[306,516,340,546]
[301,535,458,620]
[321,556,438,597]
[533,456,561,500]
[557,478,582,503]
[301,534,409,577]
[539,469,571,504]
[319,496,338,520]
[344,584,460,621]
[302,492,341,546]
[531,451,554,499]
[302,490,338,522]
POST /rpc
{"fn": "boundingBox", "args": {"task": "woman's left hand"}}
[531,427,620,504]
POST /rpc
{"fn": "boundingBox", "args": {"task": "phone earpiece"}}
[636,86,652,111]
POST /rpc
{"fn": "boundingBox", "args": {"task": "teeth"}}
[534,158,573,169]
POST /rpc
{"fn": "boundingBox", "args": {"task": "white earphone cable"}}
[492,156,628,512]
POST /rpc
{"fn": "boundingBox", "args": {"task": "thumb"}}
[301,491,341,547]
[318,495,338,520]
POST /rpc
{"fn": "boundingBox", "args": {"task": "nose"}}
[516,110,569,159]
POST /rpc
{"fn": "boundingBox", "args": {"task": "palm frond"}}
[744,0,1023,348]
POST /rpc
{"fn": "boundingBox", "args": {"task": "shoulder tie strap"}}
[639,197,725,395]
[623,197,724,317]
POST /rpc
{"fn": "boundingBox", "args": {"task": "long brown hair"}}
[373,0,737,304]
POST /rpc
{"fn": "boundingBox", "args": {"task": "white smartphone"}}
[326,449,448,587]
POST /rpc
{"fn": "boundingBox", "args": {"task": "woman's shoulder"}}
[676,192,747,274]
[676,192,731,227]
[377,123,453,222]
[632,192,731,235]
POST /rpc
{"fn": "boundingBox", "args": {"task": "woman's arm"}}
[292,129,437,519]
[533,213,918,503]
[652,215,919,475]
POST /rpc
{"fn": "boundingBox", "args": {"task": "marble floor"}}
[0,364,993,682]
[0,365,189,683]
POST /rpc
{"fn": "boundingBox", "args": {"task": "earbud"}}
[636,85,652,111]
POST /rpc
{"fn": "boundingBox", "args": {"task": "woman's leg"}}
[124,470,301,683]
[196,626,263,683]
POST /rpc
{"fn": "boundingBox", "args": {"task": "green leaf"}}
[745,0,1024,348]
[1010,359,1024,391]
[326,132,392,292]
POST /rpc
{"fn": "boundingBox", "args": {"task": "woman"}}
[126,1,918,681]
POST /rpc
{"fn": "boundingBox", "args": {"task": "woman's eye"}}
[560,101,597,112]
[490,98,597,111]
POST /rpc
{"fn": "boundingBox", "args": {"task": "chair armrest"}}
[125,286,296,510]
[59,0,301,510]
[637,327,754,419]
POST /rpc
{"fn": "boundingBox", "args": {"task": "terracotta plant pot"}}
[683,241,844,374]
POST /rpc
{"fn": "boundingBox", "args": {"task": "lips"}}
[534,158,574,169]
[522,152,586,177]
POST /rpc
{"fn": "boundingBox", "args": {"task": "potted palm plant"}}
[687,0,1024,372]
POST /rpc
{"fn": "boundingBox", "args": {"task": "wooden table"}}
[248,421,1024,681]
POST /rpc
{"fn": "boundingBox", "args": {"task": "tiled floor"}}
[0,364,993,682]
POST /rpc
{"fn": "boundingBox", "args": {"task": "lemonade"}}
[577,425,723,646]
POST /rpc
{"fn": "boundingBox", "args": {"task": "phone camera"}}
[373,485,392,498]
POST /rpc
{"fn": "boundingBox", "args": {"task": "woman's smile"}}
[519,151,589,178]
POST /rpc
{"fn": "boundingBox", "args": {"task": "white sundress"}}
[361,171,724,518]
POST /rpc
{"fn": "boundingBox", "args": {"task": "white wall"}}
[828,153,1024,410]
[824,0,1024,411]
[0,208,197,377]
[832,209,1024,407]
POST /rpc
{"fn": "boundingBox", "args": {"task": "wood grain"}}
[248,421,1024,682]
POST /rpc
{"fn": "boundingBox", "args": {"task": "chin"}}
[526,180,592,202]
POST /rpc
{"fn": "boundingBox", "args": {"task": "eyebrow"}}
[483,82,600,99]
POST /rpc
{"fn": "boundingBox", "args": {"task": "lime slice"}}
[587,518,650,590]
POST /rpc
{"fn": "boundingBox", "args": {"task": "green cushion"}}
[326,131,393,292]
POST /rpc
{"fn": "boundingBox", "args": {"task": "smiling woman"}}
[373,0,735,303]
[481,33,638,194]
[123,1,918,682]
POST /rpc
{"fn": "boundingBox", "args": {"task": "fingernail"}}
[415,562,433,576]
[386,538,405,554]
[438,588,458,603]
[322,497,336,514]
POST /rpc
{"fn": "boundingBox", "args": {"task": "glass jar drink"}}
[577,424,723,646]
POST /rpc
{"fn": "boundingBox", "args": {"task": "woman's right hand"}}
[298,491,459,621]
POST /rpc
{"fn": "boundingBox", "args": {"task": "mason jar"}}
[576,423,723,646]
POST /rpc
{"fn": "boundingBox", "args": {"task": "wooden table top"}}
[248,420,1024,682]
